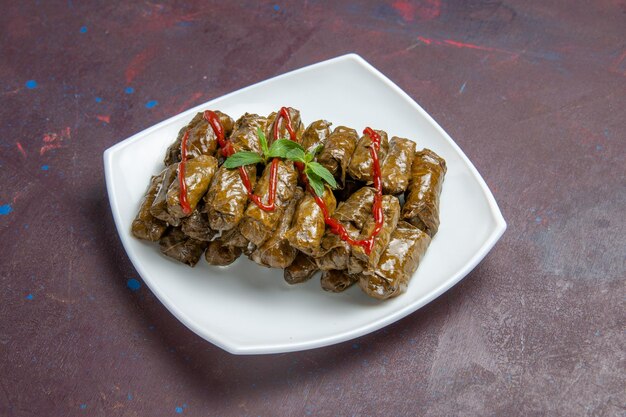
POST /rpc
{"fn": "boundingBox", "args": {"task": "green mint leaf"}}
[223,151,264,169]
[267,139,304,159]
[304,151,314,163]
[306,170,325,196]
[286,148,306,162]
[306,161,337,189]
[257,127,269,157]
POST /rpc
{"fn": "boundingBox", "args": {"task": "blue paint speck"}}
[95,97,103,103]
[596,144,603,151]
[80,26,88,33]
[25,294,34,300]
[459,81,467,94]
[177,21,193,27]
[125,87,134,94]
[79,404,87,410]
[25,80,38,89]
[273,4,280,11]
[127,393,133,400]
[145,100,158,109]
[175,406,183,413]
[535,216,542,223]
[352,343,360,349]
[41,165,49,171]
[127,278,141,291]
[0,204,13,215]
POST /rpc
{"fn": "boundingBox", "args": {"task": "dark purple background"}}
[1,1,624,416]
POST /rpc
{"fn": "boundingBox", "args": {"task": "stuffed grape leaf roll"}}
[300,120,332,152]
[359,221,431,299]
[350,195,401,274]
[164,111,234,166]
[181,202,216,242]
[381,137,416,195]
[285,185,336,256]
[315,187,375,271]
[150,163,182,226]
[265,107,305,143]
[402,149,446,237]
[347,129,389,182]
[321,270,359,293]
[284,252,318,284]
[205,165,256,231]
[132,173,168,241]
[250,187,303,268]
[239,160,298,246]
[166,155,218,220]
[204,238,242,266]
[159,227,207,267]
[316,126,358,188]
[229,113,268,154]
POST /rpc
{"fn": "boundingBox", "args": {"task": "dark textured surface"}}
[1,1,625,416]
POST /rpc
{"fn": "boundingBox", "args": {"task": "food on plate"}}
[316,126,358,188]
[347,129,389,182]
[359,221,431,299]
[164,111,234,166]
[250,187,303,268]
[321,269,359,293]
[205,164,257,231]
[132,106,446,300]
[285,185,336,256]
[159,227,207,267]
[381,137,416,195]
[131,173,168,241]
[402,149,447,237]
[283,252,318,284]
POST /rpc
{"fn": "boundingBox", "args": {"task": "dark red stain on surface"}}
[174,92,204,114]
[16,142,26,158]
[393,0,441,21]
[40,127,71,156]
[608,49,626,76]
[96,115,111,123]
[125,48,158,84]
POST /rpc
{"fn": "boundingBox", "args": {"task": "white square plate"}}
[104,54,506,354]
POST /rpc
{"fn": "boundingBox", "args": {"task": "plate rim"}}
[104,53,506,354]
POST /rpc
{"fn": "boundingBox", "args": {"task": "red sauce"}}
[177,130,192,214]
[306,127,384,255]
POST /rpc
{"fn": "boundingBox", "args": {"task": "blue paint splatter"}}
[175,406,183,413]
[24,224,29,229]
[79,404,87,410]
[95,97,103,103]
[127,278,141,291]
[25,80,38,89]
[535,216,542,223]
[177,21,193,27]
[145,100,158,109]
[127,393,133,400]
[459,82,467,94]
[125,87,134,94]
[41,165,49,171]
[0,204,13,215]
[352,343,360,349]
[80,26,88,33]
[25,294,34,300]
[596,144,603,151]
[273,4,280,11]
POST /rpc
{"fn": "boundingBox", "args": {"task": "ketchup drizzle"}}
[197,107,384,255]
[177,130,192,214]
